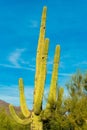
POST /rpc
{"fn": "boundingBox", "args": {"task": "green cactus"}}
[9,6,64,130]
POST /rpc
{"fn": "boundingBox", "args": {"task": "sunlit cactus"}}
[9,6,64,130]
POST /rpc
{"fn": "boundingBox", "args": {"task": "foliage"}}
[1,72,87,130]
[0,108,30,130]
[48,71,87,130]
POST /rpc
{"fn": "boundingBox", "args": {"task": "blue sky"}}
[0,0,87,108]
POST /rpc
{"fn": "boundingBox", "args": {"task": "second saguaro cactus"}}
[9,6,63,130]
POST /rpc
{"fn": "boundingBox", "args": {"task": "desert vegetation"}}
[0,107,30,130]
[0,6,87,130]
[0,71,87,130]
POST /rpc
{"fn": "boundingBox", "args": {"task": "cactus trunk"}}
[30,113,43,130]
[31,121,43,130]
[9,6,63,130]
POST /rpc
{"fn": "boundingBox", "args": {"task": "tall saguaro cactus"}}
[9,6,63,130]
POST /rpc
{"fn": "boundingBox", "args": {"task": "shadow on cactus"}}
[9,6,64,130]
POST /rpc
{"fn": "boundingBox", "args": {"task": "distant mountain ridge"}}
[0,99,20,114]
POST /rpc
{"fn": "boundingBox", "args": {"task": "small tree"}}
[65,71,87,129]
[48,71,87,130]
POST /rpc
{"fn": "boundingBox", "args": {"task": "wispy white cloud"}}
[0,49,72,77]
[0,83,69,109]
[47,70,72,76]
[59,73,72,76]
[19,59,29,65]
[0,48,35,71]
[28,20,38,28]
[0,63,17,68]
[59,61,65,68]
[47,57,65,68]
[61,54,70,60]
[0,63,35,71]
[74,61,87,67]
[0,62,71,77]
[0,84,34,108]
[8,48,26,68]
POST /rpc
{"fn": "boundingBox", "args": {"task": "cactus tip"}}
[19,78,23,83]
[43,6,47,10]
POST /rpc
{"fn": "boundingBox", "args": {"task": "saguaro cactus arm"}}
[34,38,49,114]
[34,6,47,104]
[9,104,31,125]
[19,78,31,117]
[36,6,47,77]
[46,45,60,108]
[9,6,62,130]
[57,87,64,107]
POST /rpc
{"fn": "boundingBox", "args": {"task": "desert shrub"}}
[1,71,87,130]
[48,71,87,130]
[0,108,30,130]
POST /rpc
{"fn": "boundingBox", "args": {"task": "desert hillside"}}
[0,100,20,114]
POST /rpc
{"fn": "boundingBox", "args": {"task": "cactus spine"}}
[9,6,64,130]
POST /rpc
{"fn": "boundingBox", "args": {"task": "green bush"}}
[1,71,87,130]
[0,108,30,130]
[48,71,87,130]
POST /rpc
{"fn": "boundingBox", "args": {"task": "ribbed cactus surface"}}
[9,6,63,130]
